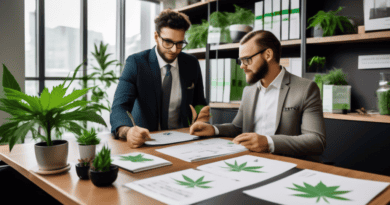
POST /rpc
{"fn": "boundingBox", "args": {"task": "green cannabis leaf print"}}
[119,154,153,162]
[287,181,351,203]
[174,175,212,189]
[221,160,264,173]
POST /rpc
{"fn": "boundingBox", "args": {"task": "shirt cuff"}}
[213,125,219,135]
[264,135,275,153]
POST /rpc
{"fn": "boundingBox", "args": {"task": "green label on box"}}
[211,82,217,86]
[282,9,289,15]
[282,18,289,21]
[264,13,273,17]
[291,8,300,14]
[217,82,224,86]
[333,103,350,110]
[273,11,281,16]
[255,15,264,20]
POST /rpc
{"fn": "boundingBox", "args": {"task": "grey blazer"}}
[215,69,326,160]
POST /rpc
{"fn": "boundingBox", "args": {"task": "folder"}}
[223,59,236,103]
[281,0,290,41]
[236,63,245,100]
[289,0,300,39]
[264,0,273,32]
[272,0,281,40]
[198,59,206,95]
[217,59,225,102]
[210,59,218,102]
[254,1,264,31]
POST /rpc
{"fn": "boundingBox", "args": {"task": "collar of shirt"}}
[257,66,286,91]
[155,47,178,70]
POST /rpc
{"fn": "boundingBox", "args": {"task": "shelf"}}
[174,0,216,12]
[210,102,240,109]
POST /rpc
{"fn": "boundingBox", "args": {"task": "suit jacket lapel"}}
[275,70,291,132]
[246,85,259,132]
[178,53,188,126]
[148,47,162,121]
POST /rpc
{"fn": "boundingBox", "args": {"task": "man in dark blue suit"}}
[110,9,207,148]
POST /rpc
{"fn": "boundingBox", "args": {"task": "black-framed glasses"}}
[158,34,188,49]
[237,48,268,66]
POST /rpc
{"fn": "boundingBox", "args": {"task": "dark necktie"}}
[161,64,172,130]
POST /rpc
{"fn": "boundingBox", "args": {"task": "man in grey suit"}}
[190,30,326,161]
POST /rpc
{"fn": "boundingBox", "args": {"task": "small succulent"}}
[76,127,100,145]
[91,145,112,172]
[78,157,93,167]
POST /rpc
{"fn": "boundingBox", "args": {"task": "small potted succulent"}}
[89,145,118,187]
[308,56,326,73]
[226,4,255,43]
[75,157,93,180]
[76,127,100,160]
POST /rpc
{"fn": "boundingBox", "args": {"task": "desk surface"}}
[1,128,390,205]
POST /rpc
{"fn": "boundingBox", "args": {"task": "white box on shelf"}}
[272,0,282,40]
[264,0,273,32]
[289,0,300,39]
[254,1,264,31]
[281,0,290,40]
[323,85,351,113]
[217,59,225,102]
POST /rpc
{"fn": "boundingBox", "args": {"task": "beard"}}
[156,43,178,63]
[246,61,269,85]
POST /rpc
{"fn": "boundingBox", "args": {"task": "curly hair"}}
[154,9,191,34]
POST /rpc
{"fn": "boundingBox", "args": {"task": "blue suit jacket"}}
[110,47,207,136]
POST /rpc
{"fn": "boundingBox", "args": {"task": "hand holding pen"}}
[126,111,154,148]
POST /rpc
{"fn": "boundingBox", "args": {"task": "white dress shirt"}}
[155,47,182,130]
[214,66,286,153]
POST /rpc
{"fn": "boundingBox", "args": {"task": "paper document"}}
[156,138,248,162]
[125,168,244,205]
[111,152,172,173]
[243,169,390,205]
[145,131,199,146]
[197,155,296,186]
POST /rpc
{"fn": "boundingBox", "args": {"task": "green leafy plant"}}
[287,181,351,203]
[210,11,232,43]
[307,6,355,37]
[322,68,348,85]
[91,145,112,172]
[173,175,212,189]
[185,20,209,50]
[0,64,107,151]
[314,74,325,99]
[227,4,255,25]
[221,160,264,173]
[76,127,100,145]
[308,56,326,68]
[120,154,153,162]
[78,157,93,167]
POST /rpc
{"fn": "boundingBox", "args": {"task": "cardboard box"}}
[323,85,351,113]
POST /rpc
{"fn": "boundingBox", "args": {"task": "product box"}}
[322,85,351,113]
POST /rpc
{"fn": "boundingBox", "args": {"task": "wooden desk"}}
[1,128,390,205]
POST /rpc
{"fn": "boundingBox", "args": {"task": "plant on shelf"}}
[307,6,355,37]
[226,4,255,43]
[322,67,348,85]
[90,145,118,187]
[185,19,209,50]
[0,64,107,170]
[76,127,101,160]
[308,56,326,73]
[320,68,350,114]
[209,11,232,44]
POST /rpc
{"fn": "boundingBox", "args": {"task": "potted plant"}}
[307,6,355,37]
[321,68,351,114]
[226,4,255,43]
[185,19,209,50]
[308,56,326,73]
[0,64,107,171]
[209,11,231,44]
[75,157,93,180]
[89,145,118,187]
[76,127,100,160]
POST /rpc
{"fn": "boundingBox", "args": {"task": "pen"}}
[126,111,155,141]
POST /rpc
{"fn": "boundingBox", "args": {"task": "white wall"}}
[0,0,25,126]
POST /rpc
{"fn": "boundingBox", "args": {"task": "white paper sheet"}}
[125,168,244,205]
[111,152,172,173]
[156,138,248,162]
[145,131,199,146]
[197,155,296,185]
[243,169,390,205]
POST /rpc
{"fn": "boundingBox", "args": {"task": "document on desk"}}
[111,152,172,173]
[145,131,199,146]
[197,155,297,186]
[156,138,248,162]
[243,169,390,205]
[124,168,244,205]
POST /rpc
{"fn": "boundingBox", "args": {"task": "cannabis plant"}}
[185,20,209,50]
[227,4,255,25]
[307,6,355,37]
[91,145,112,172]
[0,64,107,151]
[76,127,101,145]
[322,68,348,85]
[308,56,326,68]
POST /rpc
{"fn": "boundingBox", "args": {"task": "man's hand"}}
[232,133,270,153]
[190,122,215,137]
[126,126,152,148]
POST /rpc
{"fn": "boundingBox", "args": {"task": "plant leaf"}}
[2,64,21,92]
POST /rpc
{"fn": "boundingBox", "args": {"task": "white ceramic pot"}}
[78,144,96,160]
[229,24,253,43]
[35,140,68,170]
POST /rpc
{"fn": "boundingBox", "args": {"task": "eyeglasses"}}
[237,48,268,66]
[158,34,188,49]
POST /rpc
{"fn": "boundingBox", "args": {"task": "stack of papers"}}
[125,168,243,205]
[243,169,390,205]
[145,131,199,146]
[111,152,172,173]
[156,138,248,162]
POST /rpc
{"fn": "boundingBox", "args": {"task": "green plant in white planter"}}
[321,68,351,114]
[76,127,100,160]
[226,4,254,43]
[209,11,231,44]
[0,64,107,171]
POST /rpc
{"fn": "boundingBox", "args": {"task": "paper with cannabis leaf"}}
[124,168,243,205]
[243,169,390,205]
[111,152,172,173]
[145,131,199,146]
[197,155,296,186]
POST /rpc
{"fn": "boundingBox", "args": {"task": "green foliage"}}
[210,11,230,28]
[0,64,107,151]
[287,181,351,203]
[308,56,326,68]
[185,20,209,50]
[307,7,355,37]
[78,157,93,167]
[221,160,264,173]
[227,4,255,25]
[120,154,153,162]
[322,68,348,85]
[76,127,100,145]
[173,175,212,189]
[92,145,112,172]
